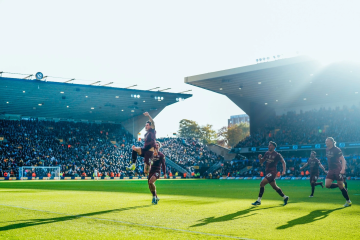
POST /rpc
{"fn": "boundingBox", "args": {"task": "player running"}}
[148,141,166,205]
[324,137,352,207]
[299,151,327,197]
[127,112,156,173]
[252,141,289,206]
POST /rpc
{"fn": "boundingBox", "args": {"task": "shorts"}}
[148,171,160,182]
[310,173,319,183]
[133,148,153,165]
[326,169,344,181]
[265,171,276,183]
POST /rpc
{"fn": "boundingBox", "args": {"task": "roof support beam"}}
[64,78,75,83]
[23,74,33,79]
[148,87,160,91]
[89,81,101,85]
[102,82,113,86]
[158,88,171,92]
[179,90,192,94]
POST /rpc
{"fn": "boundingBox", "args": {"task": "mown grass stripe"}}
[0,204,254,240]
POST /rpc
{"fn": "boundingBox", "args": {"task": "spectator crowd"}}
[160,137,223,173]
[2,109,360,180]
[221,154,360,178]
[0,119,222,178]
[235,107,360,148]
[0,119,140,178]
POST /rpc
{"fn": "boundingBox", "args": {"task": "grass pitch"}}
[0,179,359,240]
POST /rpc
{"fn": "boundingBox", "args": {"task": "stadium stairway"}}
[165,157,191,177]
[204,161,223,175]
[239,166,253,174]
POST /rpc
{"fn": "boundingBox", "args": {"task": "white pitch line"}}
[0,204,254,240]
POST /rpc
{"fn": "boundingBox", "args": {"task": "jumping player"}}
[324,137,352,207]
[128,112,156,172]
[252,141,289,206]
[148,141,166,205]
[299,151,327,197]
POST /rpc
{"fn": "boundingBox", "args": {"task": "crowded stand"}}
[1,114,360,179]
[221,153,360,178]
[0,119,223,178]
[159,137,223,173]
[0,119,138,178]
[235,107,360,148]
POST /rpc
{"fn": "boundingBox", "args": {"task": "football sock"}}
[330,183,339,189]
[259,187,265,198]
[276,188,285,197]
[131,150,137,163]
[151,191,156,197]
[344,181,348,189]
[131,150,137,164]
[311,185,315,196]
[283,195,288,199]
[315,182,322,186]
[257,197,262,202]
[341,188,350,201]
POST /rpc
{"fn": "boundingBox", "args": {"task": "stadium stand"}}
[1,118,359,179]
[0,74,193,179]
[184,56,360,179]
[0,119,137,178]
[160,137,224,174]
[220,153,360,178]
[0,119,224,178]
[234,107,360,148]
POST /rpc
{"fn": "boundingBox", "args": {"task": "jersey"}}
[149,151,166,174]
[143,119,156,151]
[307,157,321,174]
[143,128,156,151]
[263,151,283,174]
[326,147,343,171]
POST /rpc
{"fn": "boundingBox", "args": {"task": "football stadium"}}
[1,1,360,240]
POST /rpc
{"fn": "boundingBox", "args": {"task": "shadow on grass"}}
[1,181,359,202]
[277,207,344,229]
[0,205,150,232]
[191,205,283,227]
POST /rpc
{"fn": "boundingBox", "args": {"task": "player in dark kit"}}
[128,112,156,172]
[300,151,327,197]
[324,137,352,207]
[148,141,166,205]
[252,141,289,206]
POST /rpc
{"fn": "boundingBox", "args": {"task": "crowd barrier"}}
[219,176,360,180]
[0,176,183,181]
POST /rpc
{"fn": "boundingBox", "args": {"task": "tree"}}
[200,124,217,144]
[178,119,201,138]
[217,126,228,147]
[217,122,250,147]
[178,120,217,144]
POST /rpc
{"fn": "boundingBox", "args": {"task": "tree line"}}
[177,119,249,148]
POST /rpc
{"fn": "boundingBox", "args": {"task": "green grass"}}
[0,179,359,240]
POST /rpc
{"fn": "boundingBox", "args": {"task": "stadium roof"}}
[0,77,191,135]
[185,56,360,114]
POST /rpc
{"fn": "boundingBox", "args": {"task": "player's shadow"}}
[0,205,150,232]
[277,207,343,230]
[191,205,282,227]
